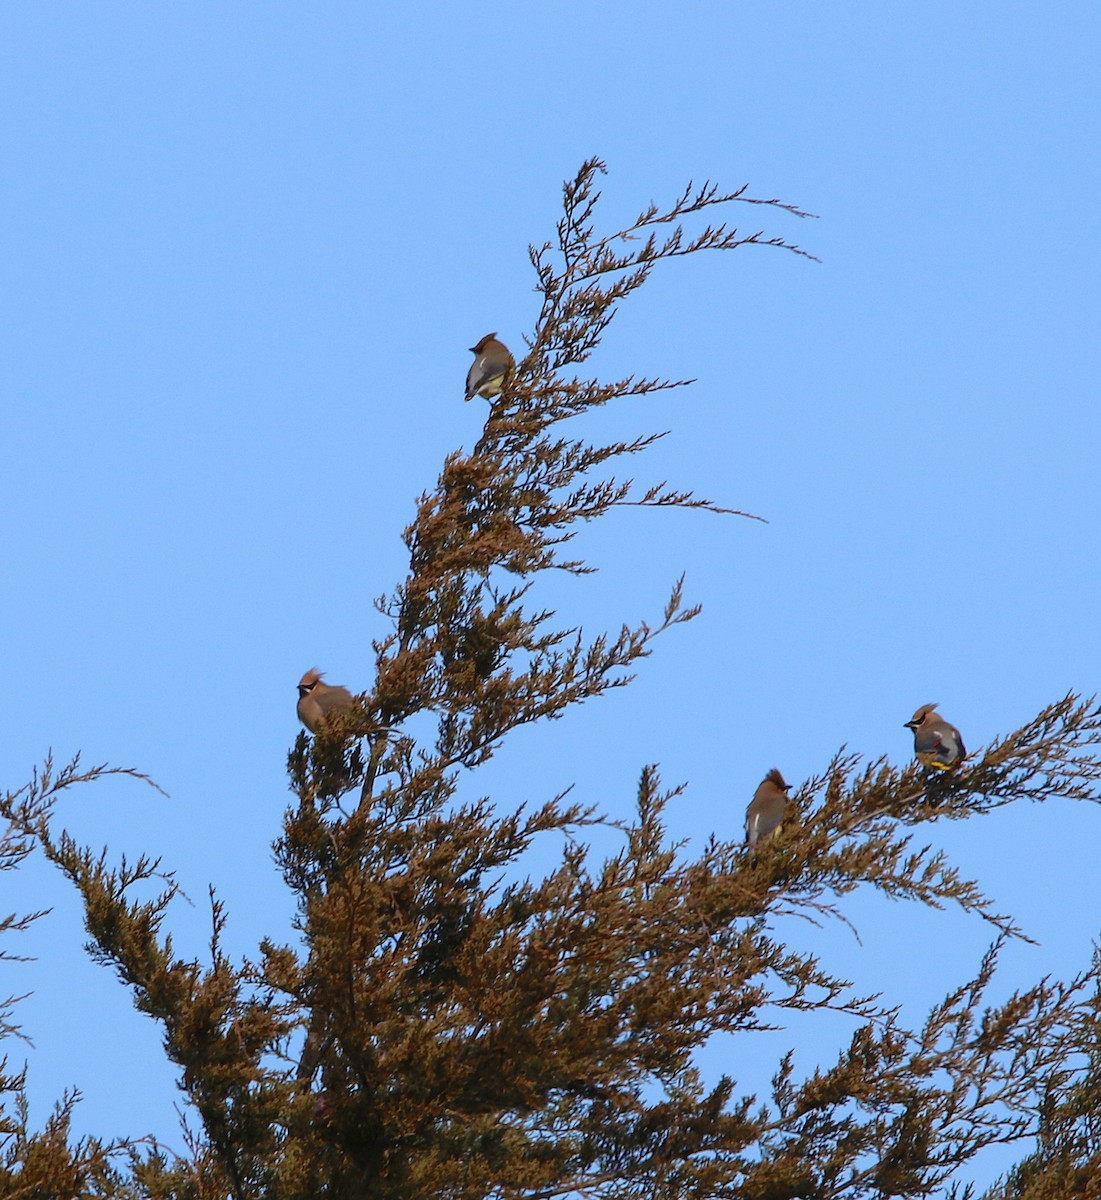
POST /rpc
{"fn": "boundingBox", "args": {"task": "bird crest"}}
[906,703,939,727]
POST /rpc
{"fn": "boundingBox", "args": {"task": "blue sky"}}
[1,3,1098,1188]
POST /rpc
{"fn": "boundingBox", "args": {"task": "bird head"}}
[469,332,498,353]
[905,703,939,730]
[298,667,323,699]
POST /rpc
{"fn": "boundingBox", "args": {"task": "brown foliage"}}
[1,161,1100,1199]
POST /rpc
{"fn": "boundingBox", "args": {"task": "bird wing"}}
[746,794,785,846]
[914,725,946,757]
[316,686,354,716]
[918,721,964,765]
[465,356,492,399]
[464,361,481,399]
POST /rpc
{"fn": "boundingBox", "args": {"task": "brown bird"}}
[465,333,514,401]
[296,668,356,734]
[745,769,791,848]
[905,703,966,770]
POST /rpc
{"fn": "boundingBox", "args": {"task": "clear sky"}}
[1,3,1098,1190]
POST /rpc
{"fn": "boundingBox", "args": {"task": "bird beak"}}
[904,721,916,729]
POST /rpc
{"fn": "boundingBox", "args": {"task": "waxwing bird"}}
[905,703,966,770]
[745,769,791,848]
[297,668,356,734]
[465,333,514,401]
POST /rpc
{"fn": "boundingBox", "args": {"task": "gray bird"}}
[297,668,356,734]
[905,703,966,770]
[745,769,791,848]
[465,333,514,401]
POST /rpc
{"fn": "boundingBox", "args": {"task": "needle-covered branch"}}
[0,758,167,1196]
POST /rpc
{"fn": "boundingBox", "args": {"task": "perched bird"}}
[745,769,791,848]
[297,668,356,734]
[905,703,966,770]
[465,333,514,401]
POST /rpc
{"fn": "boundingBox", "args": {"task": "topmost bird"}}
[465,333,514,401]
[905,703,966,770]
